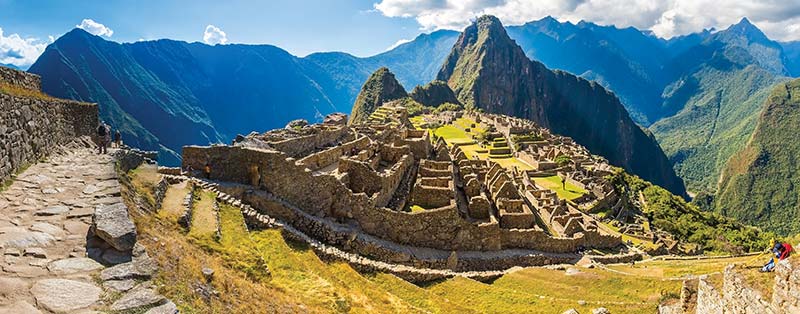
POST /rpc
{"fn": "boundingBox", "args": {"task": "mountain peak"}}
[723,16,768,40]
[349,67,407,124]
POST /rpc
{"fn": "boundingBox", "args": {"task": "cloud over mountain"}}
[374,0,800,41]
[203,25,228,45]
[76,19,114,37]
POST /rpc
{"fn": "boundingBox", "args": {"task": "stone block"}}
[92,203,137,251]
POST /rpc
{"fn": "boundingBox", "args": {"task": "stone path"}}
[0,148,118,313]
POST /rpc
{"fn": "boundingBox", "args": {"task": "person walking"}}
[113,130,121,148]
[97,121,110,154]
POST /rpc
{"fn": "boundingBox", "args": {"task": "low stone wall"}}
[0,65,41,90]
[0,69,98,183]
[296,136,370,171]
[267,126,349,158]
[689,260,800,314]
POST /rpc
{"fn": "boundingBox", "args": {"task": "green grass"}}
[433,125,474,145]
[187,190,219,242]
[532,175,586,200]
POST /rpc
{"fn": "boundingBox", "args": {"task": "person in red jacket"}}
[761,242,793,272]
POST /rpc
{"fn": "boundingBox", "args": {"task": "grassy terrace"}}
[421,116,586,200]
[188,190,219,242]
[532,175,586,200]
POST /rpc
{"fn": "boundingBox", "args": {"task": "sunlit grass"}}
[532,175,586,200]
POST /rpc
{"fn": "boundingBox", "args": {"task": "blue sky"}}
[2,0,800,69]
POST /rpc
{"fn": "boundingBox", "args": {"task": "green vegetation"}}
[532,175,585,201]
[554,155,571,167]
[0,82,63,102]
[651,64,788,193]
[349,67,408,124]
[716,78,800,235]
[409,80,460,108]
[432,102,463,114]
[187,190,219,242]
[609,171,774,254]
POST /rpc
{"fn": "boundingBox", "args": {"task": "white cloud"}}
[76,19,114,37]
[203,25,228,45]
[373,0,800,41]
[0,27,48,69]
[386,38,412,51]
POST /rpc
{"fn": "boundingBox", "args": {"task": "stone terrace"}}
[181,109,624,273]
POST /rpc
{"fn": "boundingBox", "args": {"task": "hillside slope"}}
[716,79,800,235]
[438,15,686,197]
[349,67,407,124]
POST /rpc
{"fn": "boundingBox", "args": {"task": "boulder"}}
[92,203,136,251]
[110,287,167,312]
[31,279,101,313]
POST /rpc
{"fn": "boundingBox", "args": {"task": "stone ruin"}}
[181,106,625,272]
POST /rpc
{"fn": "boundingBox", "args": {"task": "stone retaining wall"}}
[0,65,41,90]
[0,67,98,183]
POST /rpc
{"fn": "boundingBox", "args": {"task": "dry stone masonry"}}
[181,106,633,274]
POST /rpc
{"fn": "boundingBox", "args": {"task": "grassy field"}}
[158,181,190,221]
[532,175,586,200]
[126,170,774,313]
[433,125,474,145]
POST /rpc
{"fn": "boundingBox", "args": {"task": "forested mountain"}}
[716,79,800,235]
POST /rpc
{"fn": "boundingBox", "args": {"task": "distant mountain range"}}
[26,16,800,202]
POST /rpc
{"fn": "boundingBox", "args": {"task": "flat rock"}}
[24,247,47,258]
[36,205,70,216]
[0,230,55,248]
[30,222,65,237]
[103,279,137,292]
[0,300,42,314]
[82,184,101,195]
[93,203,136,251]
[0,276,30,297]
[47,257,104,274]
[100,256,157,281]
[64,220,90,235]
[2,263,49,277]
[145,301,178,314]
[110,287,166,311]
[31,279,101,313]
[92,196,123,205]
[67,207,95,219]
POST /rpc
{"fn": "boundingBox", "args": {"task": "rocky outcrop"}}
[0,66,98,184]
[92,203,137,251]
[349,67,407,124]
[437,15,686,197]
[409,80,460,108]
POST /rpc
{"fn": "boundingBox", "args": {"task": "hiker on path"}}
[114,130,122,148]
[97,121,111,154]
[204,162,212,179]
[761,242,793,272]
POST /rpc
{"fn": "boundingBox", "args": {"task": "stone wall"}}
[0,68,98,183]
[296,136,370,171]
[182,145,621,252]
[266,126,349,158]
[0,66,41,90]
[688,260,800,314]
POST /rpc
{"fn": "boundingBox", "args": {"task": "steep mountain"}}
[651,19,790,192]
[438,15,686,196]
[716,79,800,235]
[506,17,668,125]
[408,80,459,107]
[349,67,407,124]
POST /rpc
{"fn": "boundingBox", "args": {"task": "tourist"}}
[97,121,110,154]
[114,130,122,148]
[204,162,212,179]
[761,242,793,272]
